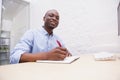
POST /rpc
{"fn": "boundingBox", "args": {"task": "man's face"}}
[44,10,59,29]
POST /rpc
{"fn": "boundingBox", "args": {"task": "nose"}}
[52,16,57,20]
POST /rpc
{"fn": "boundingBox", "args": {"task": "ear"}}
[43,16,45,21]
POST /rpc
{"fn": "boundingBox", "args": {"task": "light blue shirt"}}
[10,27,65,64]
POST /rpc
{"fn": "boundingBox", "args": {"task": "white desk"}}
[0,54,120,80]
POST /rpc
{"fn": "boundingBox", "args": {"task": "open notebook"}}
[36,56,80,64]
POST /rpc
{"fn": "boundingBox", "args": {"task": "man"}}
[10,9,71,64]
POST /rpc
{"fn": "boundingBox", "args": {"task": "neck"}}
[43,26,53,35]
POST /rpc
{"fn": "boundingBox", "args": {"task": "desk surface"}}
[0,54,120,80]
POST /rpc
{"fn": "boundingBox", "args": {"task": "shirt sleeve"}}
[10,30,34,64]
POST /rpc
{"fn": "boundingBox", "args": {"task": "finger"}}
[59,50,68,55]
[68,52,72,56]
[66,53,69,57]
[57,54,66,60]
[56,47,67,51]
[65,53,70,57]
[55,47,70,56]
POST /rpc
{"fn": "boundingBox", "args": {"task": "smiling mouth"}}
[50,21,57,26]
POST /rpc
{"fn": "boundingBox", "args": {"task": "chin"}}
[49,25,57,29]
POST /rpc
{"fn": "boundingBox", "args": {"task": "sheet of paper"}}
[94,52,115,61]
[36,56,80,64]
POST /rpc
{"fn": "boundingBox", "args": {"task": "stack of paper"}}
[94,52,116,61]
[36,56,80,64]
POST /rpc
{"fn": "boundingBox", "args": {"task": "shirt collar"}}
[41,26,53,36]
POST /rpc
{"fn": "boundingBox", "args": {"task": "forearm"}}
[19,52,48,63]
[19,47,71,63]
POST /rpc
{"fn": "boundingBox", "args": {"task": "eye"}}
[56,16,59,20]
[48,13,59,20]
[49,14,54,17]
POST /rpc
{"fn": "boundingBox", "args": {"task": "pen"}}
[56,40,62,47]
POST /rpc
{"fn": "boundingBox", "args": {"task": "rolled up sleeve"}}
[10,30,33,64]
[10,49,26,64]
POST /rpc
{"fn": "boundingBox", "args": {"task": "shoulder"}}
[21,28,40,40]
[24,28,40,35]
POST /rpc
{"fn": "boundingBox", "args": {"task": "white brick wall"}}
[30,0,120,55]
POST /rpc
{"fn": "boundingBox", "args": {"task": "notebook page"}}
[36,56,80,64]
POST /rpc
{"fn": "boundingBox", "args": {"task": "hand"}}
[46,47,70,60]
